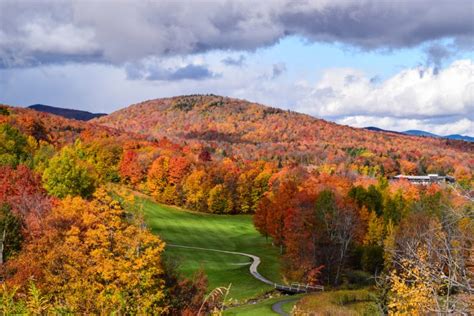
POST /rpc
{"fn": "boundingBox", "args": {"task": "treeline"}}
[254,167,473,314]
[120,149,275,214]
[0,113,219,313]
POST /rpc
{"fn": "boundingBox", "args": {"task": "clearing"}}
[138,197,282,302]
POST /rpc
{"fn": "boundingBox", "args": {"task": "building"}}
[390,174,455,185]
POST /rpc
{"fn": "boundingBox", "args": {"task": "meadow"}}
[138,197,283,302]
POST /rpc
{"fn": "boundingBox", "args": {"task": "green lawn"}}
[137,197,282,302]
[224,295,302,316]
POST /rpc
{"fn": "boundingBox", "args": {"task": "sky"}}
[0,0,473,136]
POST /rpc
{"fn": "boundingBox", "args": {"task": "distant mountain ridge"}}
[364,127,474,142]
[28,104,107,121]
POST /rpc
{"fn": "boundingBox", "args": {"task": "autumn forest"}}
[0,95,472,314]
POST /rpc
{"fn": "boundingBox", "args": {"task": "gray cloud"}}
[125,62,219,81]
[272,63,287,78]
[1,0,472,68]
[424,43,456,73]
[222,55,246,66]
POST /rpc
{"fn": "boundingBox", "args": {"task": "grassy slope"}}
[293,289,378,315]
[224,295,302,316]
[139,198,282,302]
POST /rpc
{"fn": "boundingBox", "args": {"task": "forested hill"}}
[29,104,106,121]
[95,95,473,180]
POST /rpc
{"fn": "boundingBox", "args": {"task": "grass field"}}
[292,289,378,315]
[137,197,282,302]
[224,295,302,316]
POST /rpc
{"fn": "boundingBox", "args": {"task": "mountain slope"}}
[445,134,474,142]
[29,104,106,121]
[403,129,440,138]
[95,95,473,177]
[365,127,474,143]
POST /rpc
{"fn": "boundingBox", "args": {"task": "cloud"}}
[1,0,472,67]
[424,43,456,72]
[272,63,287,78]
[125,62,219,81]
[1,52,472,136]
[295,60,474,120]
[222,55,246,66]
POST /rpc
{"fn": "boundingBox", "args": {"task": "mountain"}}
[364,126,404,135]
[403,129,440,138]
[445,134,474,142]
[364,127,473,143]
[28,104,107,121]
[402,130,473,142]
[94,95,473,174]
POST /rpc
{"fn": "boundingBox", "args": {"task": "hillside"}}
[0,104,154,149]
[95,95,473,179]
[29,104,106,121]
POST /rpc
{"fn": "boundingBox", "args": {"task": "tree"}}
[267,179,299,254]
[147,156,169,201]
[382,205,473,314]
[168,156,190,186]
[32,141,55,174]
[0,204,22,264]
[251,169,271,212]
[0,124,28,167]
[119,150,145,186]
[387,249,438,315]
[183,170,208,211]
[42,146,96,198]
[253,196,271,240]
[0,164,51,237]
[82,140,122,183]
[314,190,360,285]
[207,184,233,214]
[5,189,169,314]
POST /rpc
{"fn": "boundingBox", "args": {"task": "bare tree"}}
[385,204,473,313]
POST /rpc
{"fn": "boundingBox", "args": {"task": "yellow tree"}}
[183,169,207,211]
[6,188,168,314]
[388,248,437,315]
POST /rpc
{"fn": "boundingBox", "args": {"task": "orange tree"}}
[5,188,168,314]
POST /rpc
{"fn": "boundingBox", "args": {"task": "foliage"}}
[0,204,23,263]
[119,150,146,186]
[0,106,10,116]
[5,189,169,314]
[42,145,97,198]
[208,184,233,214]
[0,123,28,167]
[292,289,378,315]
[0,164,51,237]
[95,95,473,185]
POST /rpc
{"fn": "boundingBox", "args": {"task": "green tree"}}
[42,146,97,198]
[0,124,28,167]
[32,141,55,174]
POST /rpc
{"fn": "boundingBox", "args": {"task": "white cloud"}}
[295,60,474,120]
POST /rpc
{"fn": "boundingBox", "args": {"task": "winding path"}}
[167,244,274,286]
[271,297,298,316]
[168,244,301,316]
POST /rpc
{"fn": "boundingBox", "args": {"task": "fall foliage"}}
[0,97,472,314]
